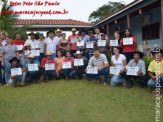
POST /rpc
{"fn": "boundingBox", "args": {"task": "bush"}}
[142,57,153,79]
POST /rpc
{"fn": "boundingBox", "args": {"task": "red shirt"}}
[12,40,25,53]
[68,35,79,50]
[63,57,74,69]
[122,36,137,53]
[41,57,55,67]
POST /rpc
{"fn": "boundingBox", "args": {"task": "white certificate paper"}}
[110,67,121,75]
[126,67,139,76]
[16,45,24,51]
[11,68,22,76]
[77,40,84,47]
[71,38,77,43]
[74,59,84,66]
[123,38,133,45]
[45,63,55,70]
[87,66,98,74]
[31,43,39,49]
[110,40,118,46]
[28,64,39,71]
[31,50,40,56]
[98,40,106,46]
[62,62,71,69]
[86,42,93,48]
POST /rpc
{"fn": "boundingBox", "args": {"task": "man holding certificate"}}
[74,50,88,79]
[86,47,109,86]
[41,51,57,83]
[63,52,75,81]
[121,51,147,89]
[147,47,163,94]
[25,54,42,84]
[85,31,97,59]
[8,57,26,87]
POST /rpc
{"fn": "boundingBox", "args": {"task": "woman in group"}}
[110,31,123,54]
[58,33,70,56]
[1,36,19,85]
[54,50,65,79]
[0,38,5,86]
[120,29,137,62]
[63,51,75,81]
[110,47,127,87]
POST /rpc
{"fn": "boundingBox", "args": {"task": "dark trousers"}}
[25,71,42,83]
[70,50,77,58]
[121,72,147,85]
[58,69,65,79]
[39,53,45,63]
[43,70,57,81]
[64,69,75,78]
[123,52,133,63]
[0,61,5,84]
[75,68,85,79]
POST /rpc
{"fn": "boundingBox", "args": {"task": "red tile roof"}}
[15,19,92,26]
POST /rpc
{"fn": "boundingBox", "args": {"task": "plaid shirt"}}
[127,59,146,75]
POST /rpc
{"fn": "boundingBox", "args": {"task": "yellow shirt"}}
[148,60,163,76]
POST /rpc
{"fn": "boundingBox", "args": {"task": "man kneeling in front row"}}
[85,47,109,86]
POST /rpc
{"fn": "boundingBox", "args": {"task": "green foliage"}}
[142,57,153,79]
[0,0,34,40]
[89,1,125,23]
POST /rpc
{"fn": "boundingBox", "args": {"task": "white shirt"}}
[111,54,126,70]
[24,50,31,56]
[38,39,44,53]
[2,40,6,46]
[54,36,62,45]
[44,37,57,54]
[25,39,41,50]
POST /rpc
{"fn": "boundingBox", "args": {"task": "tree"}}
[89,1,125,23]
[0,0,34,40]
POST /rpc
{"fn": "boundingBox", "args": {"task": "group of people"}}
[0,27,162,94]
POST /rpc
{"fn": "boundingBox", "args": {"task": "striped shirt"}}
[88,54,108,67]
[127,59,146,75]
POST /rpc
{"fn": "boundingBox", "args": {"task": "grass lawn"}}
[0,77,162,122]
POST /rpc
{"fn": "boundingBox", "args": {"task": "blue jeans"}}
[43,70,57,81]
[86,68,109,83]
[19,53,25,67]
[64,69,75,78]
[8,72,26,85]
[70,50,76,58]
[148,77,163,88]
[4,60,11,84]
[51,54,56,59]
[0,61,5,84]
[39,53,45,62]
[111,75,126,86]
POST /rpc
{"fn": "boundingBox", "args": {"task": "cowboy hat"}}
[74,50,83,56]
[28,31,36,36]
[130,51,144,59]
[45,51,53,56]
[55,29,62,34]
[88,30,94,34]
[24,43,31,47]
[0,30,8,36]
[9,57,19,63]
[47,30,54,36]
[71,28,76,32]
[151,47,163,55]
[28,54,35,58]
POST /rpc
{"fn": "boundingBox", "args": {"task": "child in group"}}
[24,43,31,64]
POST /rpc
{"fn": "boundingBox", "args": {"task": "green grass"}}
[0,77,162,122]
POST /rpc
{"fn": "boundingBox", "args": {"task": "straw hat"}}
[28,54,35,58]
[0,30,8,36]
[55,29,62,34]
[72,28,76,32]
[74,50,83,56]
[24,43,31,47]
[45,51,53,56]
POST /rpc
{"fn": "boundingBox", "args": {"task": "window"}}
[142,22,160,41]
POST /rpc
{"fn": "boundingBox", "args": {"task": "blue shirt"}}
[78,35,90,49]
[25,60,40,74]
[87,38,97,54]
